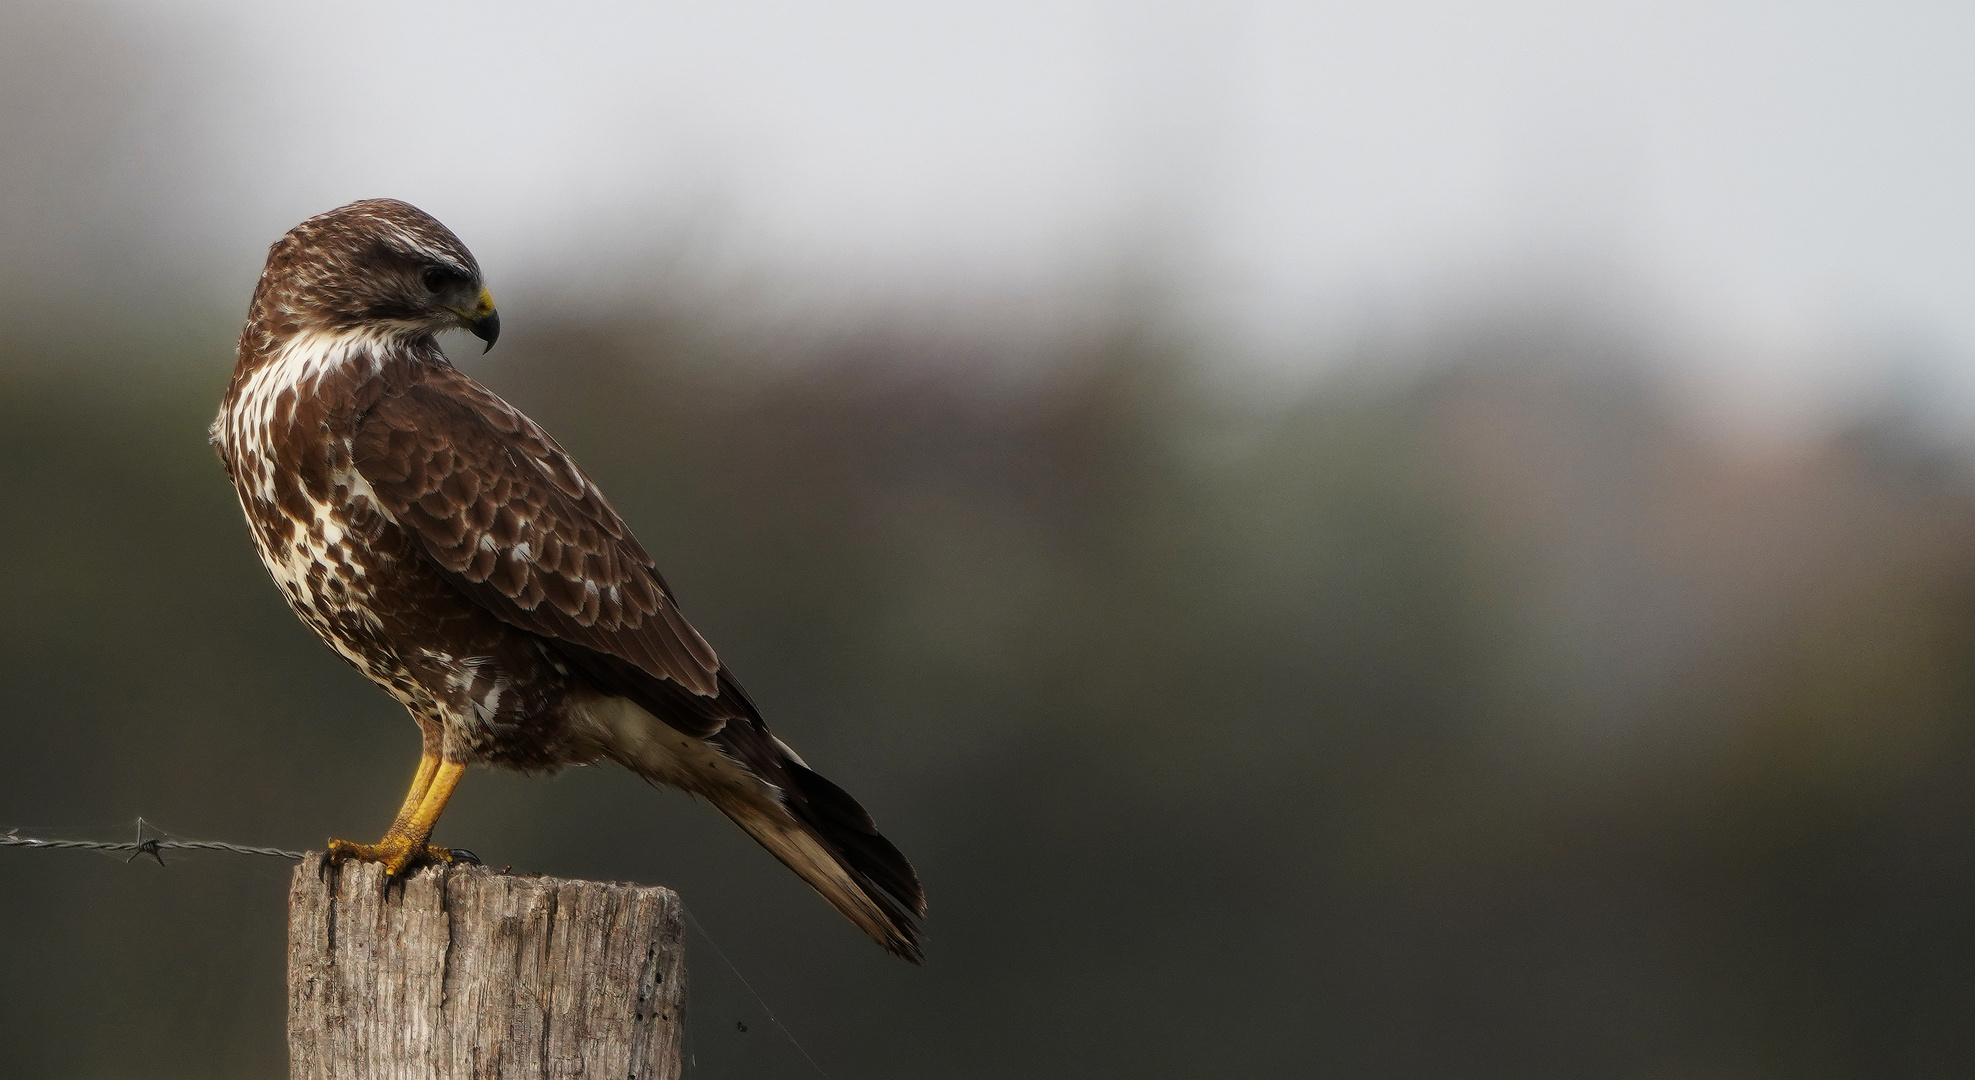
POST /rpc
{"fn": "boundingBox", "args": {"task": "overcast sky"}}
[9,1,1973,433]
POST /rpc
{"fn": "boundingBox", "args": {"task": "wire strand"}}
[683,904,833,1080]
[0,819,304,864]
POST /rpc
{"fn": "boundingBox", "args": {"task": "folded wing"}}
[352,370,724,718]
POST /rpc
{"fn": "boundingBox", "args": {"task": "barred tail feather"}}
[715,777,926,962]
[588,694,925,961]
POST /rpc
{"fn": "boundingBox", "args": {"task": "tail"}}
[715,749,927,962]
[592,694,926,961]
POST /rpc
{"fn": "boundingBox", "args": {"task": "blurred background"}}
[4,2,1975,1076]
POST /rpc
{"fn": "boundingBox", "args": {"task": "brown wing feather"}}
[352,368,725,707]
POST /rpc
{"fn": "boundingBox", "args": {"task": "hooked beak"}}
[456,287,500,352]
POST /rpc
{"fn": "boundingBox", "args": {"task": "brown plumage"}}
[210,199,925,960]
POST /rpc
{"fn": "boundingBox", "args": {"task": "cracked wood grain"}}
[288,854,684,1080]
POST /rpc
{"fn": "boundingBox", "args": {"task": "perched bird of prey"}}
[211,199,925,960]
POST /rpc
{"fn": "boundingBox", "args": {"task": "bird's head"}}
[254,198,500,352]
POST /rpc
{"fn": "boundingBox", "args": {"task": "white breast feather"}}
[220,329,398,660]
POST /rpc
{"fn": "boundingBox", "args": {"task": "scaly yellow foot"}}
[326,834,475,876]
[327,757,476,876]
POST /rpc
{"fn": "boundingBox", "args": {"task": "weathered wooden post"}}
[287,854,685,1080]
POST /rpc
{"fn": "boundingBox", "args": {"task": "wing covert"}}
[352,373,722,699]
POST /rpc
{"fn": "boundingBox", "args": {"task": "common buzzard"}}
[211,199,924,960]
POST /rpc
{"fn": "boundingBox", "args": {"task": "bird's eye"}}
[421,267,452,293]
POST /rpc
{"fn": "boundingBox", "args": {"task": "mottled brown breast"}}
[215,336,588,767]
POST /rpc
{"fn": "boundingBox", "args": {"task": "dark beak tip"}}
[472,310,501,353]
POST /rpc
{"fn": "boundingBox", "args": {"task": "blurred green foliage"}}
[2,297,1974,1078]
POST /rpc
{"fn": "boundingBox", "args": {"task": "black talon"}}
[452,847,481,866]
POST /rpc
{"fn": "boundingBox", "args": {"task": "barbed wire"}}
[0,819,304,865]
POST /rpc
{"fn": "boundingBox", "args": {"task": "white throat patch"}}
[218,326,395,506]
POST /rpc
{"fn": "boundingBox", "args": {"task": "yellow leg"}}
[327,756,473,876]
[383,753,442,838]
[402,760,467,848]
